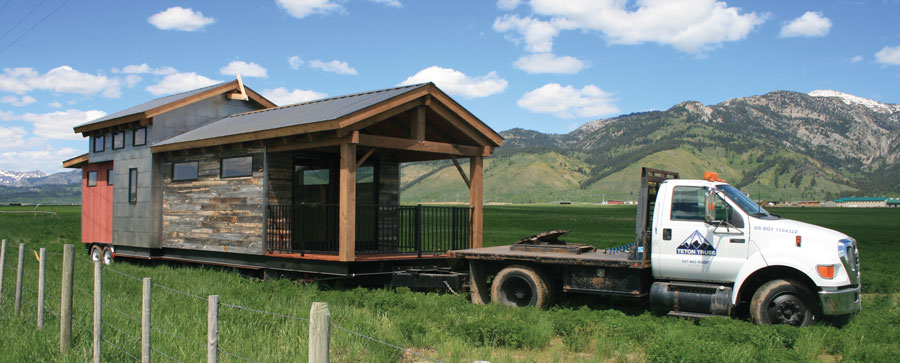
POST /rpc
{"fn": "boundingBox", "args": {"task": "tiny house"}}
[63,79,502,276]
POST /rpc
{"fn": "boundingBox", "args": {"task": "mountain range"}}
[401,90,900,203]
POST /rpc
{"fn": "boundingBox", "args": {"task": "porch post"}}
[338,142,357,261]
[469,155,483,249]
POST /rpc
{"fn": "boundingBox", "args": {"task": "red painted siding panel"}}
[82,162,114,244]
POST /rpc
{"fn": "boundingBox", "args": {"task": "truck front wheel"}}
[750,279,817,327]
[491,265,552,308]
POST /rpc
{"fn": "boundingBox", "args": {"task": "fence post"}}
[207,295,219,363]
[14,243,24,314]
[142,277,151,363]
[37,248,46,329]
[0,239,6,306]
[308,302,330,363]
[93,261,102,363]
[60,244,75,353]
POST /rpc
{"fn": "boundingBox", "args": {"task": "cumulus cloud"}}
[875,46,900,66]
[276,0,344,19]
[849,55,863,64]
[517,83,619,118]
[148,7,215,31]
[308,59,358,75]
[497,0,521,10]
[0,126,28,150]
[124,75,142,87]
[112,63,177,75]
[495,0,767,54]
[261,87,327,106]
[14,109,108,140]
[0,66,121,97]
[399,66,508,99]
[1,95,36,107]
[49,101,62,108]
[288,56,304,70]
[145,72,221,96]
[370,0,402,8]
[779,11,831,38]
[219,61,268,78]
[0,146,82,174]
[513,53,585,74]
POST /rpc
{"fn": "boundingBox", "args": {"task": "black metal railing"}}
[266,204,472,256]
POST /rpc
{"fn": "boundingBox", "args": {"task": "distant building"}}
[833,197,889,208]
[888,198,900,208]
[608,200,623,205]
[795,201,820,207]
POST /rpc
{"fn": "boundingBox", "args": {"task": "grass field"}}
[0,205,898,362]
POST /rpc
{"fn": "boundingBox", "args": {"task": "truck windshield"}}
[716,185,772,217]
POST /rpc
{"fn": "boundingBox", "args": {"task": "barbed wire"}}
[152,324,205,348]
[332,322,446,363]
[220,302,309,322]
[218,347,261,363]
[151,345,186,363]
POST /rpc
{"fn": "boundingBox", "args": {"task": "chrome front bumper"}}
[819,286,861,315]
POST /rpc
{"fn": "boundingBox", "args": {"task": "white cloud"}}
[779,11,831,38]
[0,126,28,150]
[147,7,215,31]
[849,55,863,64]
[370,0,402,8]
[0,110,15,120]
[875,46,900,66]
[219,61,268,78]
[276,0,344,19]
[513,53,585,74]
[517,83,619,118]
[0,146,82,174]
[49,101,62,108]
[496,0,767,54]
[288,56,304,70]
[0,66,121,97]
[112,63,176,75]
[497,0,521,10]
[308,59,358,75]
[399,66,508,99]
[261,87,327,106]
[17,109,107,140]
[145,72,221,96]
[1,95,36,107]
[124,75,142,87]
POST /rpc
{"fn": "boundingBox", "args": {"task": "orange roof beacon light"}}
[702,171,726,183]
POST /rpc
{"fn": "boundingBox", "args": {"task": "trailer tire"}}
[101,246,114,265]
[491,265,552,309]
[90,245,103,263]
[750,279,817,327]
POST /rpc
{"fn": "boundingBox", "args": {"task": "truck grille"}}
[839,238,860,285]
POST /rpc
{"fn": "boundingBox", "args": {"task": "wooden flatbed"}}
[448,245,650,269]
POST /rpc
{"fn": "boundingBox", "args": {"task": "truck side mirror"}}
[705,189,720,225]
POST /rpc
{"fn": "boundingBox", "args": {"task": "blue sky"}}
[1,0,899,173]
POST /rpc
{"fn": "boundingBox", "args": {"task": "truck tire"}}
[101,246,114,265]
[491,265,552,308]
[90,245,103,263]
[750,279,817,327]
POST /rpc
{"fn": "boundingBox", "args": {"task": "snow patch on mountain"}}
[809,90,900,113]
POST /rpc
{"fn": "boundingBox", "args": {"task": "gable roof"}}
[73,80,276,134]
[151,83,503,152]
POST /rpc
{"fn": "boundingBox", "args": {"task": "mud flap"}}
[469,261,491,305]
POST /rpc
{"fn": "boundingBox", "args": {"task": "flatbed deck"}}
[449,245,651,269]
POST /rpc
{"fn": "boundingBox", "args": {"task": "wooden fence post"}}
[308,302,330,363]
[37,248,46,329]
[0,239,6,306]
[60,244,74,353]
[14,243,24,314]
[142,277,151,363]
[93,261,102,363]
[207,295,219,363]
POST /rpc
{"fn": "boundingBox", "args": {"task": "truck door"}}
[655,186,748,282]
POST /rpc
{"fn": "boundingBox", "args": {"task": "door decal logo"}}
[676,230,717,256]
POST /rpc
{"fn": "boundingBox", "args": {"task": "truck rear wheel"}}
[750,279,817,327]
[491,265,552,308]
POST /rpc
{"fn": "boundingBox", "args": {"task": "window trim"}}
[128,168,138,204]
[87,171,97,187]
[220,155,253,178]
[112,131,125,150]
[133,127,147,146]
[107,169,114,186]
[93,134,105,153]
[172,161,200,181]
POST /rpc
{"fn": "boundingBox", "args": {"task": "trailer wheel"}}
[90,245,103,263]
[491,265,552,308]
[750,279,817,327]
[101,246,114,265]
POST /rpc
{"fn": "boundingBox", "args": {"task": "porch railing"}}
[266,204,472,256]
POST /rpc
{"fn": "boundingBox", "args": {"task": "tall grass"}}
[0,205,898,362]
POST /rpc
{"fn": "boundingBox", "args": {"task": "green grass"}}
[1,205,898,362]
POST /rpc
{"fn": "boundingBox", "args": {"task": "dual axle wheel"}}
[89,244,114,265]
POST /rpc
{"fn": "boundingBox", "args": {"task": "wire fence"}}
[0,242,446,362]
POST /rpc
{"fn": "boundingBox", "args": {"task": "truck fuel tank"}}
[650,281,733,316]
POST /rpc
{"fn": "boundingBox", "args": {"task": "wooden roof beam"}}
[357,134,482,157]
[451,156,471,189]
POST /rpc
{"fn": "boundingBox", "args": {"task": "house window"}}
[173,161,199,181]
[357,166,376,204]
[93,135,105,152]
[112,131,125,149]
[107,169,114,186]
[221,156,252,178]
[133,127,146,146]
[128,168,138,204]
[87,171,97,187]
[671,186,705,221]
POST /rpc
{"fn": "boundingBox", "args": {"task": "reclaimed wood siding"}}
[161,146,265,255]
